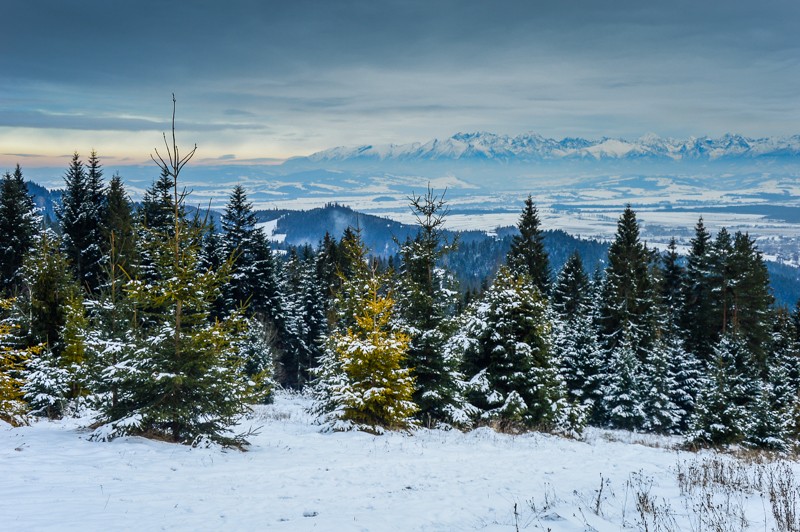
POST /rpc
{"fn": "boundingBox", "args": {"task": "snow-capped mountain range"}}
[296,132,800,163]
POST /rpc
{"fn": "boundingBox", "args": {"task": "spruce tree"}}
[91,97,251,446]
[681,218,716,364]
[506,195,550,294]
[0,165,39,295]
[102,174,136,282]
[598,206,657,358]
[58,152,106,293]
[550,251,603,417]
[395,187,463,425]
[691,334,759,446]
[458,267,567,430]
[312,263,416,434]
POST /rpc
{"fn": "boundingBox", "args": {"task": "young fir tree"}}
[457,266,569,430]
[0,165,39,295]
[506,195,550,294]
[91,97,251,446]
[58,152,106,293]
[312,262,417,434]
[394,187,464,425]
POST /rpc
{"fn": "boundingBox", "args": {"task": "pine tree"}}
[58,152,106,292]
[0,165,39,295]
[312,267,417,434]
[395,187,464,425]
[506,195,550,294]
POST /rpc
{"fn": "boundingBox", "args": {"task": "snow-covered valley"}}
[3,392,798,531]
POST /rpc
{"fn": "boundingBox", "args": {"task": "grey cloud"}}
[0,109,271,133]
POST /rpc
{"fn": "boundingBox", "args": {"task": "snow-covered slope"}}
[296,132,800,164]
[2,392,797,530]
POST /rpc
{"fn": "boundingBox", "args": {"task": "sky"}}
[2,0,799,168]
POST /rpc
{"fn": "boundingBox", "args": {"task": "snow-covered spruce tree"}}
[680,218,717,365]
[458,266,571,431]
[690,333,760,446]
[102,174,137,281]
[394,187,465,426]
[277,249,313,388]
[91,97,251,446]
[506,194,550,295]
[601,331,646,431]
[219,184,292,385]
[20,229,80,358]
[221,184,263,312]
[654,238,703,432]
[58,151,106,293]
[236,317,276,404]
[312,265,417,434]
[595,206,658,429]
[550,252,603,410]
[0,165,39,295]
[762,309,800,446]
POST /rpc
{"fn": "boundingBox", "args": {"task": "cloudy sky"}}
[2,0,799,167]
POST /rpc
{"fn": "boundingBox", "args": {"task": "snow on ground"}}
[2,392,797,531]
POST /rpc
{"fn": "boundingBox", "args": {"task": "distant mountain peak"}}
[293,131,800,165]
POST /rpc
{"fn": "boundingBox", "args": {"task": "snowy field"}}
[2,392,798,531]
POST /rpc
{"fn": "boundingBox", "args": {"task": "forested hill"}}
[24,182,800,306]
[254,203,611,292]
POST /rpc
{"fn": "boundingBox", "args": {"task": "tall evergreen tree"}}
[681,218,716,364]
[395,187,464,425]
[0,165,39,294]
[102,174,137,286]
[506,195,550,294]
[58,152,106,293]
[598,206,657,357]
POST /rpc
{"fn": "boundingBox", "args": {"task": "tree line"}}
[1,118,799,450]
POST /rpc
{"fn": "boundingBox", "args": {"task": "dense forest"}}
[2,134,800,450]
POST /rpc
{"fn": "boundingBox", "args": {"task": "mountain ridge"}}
[289,132,800,164]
